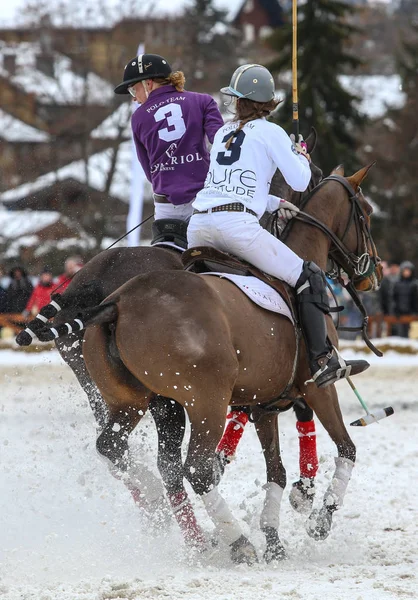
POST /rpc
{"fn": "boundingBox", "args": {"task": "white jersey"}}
[193,118,311,218]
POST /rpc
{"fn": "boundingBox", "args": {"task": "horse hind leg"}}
[84,324,169,524]
[149,396,206,549]
[184,398,258,565]
[55,334,108,431]
[304,385,356,541]
[96,401,171,526]
[289,399,318,513]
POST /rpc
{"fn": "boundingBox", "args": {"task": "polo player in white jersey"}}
[188,64,369,388]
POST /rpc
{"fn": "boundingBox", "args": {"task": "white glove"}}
[277,199,300,222]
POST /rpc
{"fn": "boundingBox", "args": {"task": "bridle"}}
[275,174,383,356]
[287,174,380,286]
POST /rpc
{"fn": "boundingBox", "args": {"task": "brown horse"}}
[72,163,381,564]
[16,133,323,528]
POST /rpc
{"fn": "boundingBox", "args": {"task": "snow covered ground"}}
[0,354,417,599]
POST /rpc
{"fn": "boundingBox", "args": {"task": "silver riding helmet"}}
[220,64,275,103]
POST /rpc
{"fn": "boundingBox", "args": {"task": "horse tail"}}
[16,281,106,346]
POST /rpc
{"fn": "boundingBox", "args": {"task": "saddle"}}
[151,219,188,250]
[182,246,296,316]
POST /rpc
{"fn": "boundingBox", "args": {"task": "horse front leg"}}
[149,396,206,547]
[305,385,356,541]
[289,399,318,513]
[255,413,287,562]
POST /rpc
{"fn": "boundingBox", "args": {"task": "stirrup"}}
[305,347,368,388]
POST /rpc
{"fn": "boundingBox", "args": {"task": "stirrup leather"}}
[305,347,352,385]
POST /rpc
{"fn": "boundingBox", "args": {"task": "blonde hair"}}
[224,97,280,149]
[153,71,186,92]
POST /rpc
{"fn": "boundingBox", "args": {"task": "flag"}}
[127,43,146,247]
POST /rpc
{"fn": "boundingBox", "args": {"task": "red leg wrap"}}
[168,491,206,546]
[216,410,249,459]
[129,487,148,510]
[296,420,319,479]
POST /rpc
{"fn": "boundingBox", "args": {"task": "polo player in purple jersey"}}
[115,53,224,249]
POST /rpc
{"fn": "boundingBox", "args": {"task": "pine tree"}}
[369,21,418,263]
[182,0,238,91]
[267,0,366,176]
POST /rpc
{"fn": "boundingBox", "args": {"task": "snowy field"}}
[0,350,417,600]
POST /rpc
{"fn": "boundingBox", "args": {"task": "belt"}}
[193,203,257,218]
[153,193,169,204]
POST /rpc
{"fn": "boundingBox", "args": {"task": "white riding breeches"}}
[187,212,304,288]
[154,201,194,221]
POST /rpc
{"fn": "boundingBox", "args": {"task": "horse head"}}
[330,163,383,292]
[334,162,383,292]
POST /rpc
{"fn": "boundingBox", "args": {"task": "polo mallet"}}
[347,376,394,427]
[292,0,299,141]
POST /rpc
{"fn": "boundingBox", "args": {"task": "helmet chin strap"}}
[142,80,150,99]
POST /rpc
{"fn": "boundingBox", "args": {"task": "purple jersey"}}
[132,85,224,205]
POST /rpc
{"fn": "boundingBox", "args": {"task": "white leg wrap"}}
[201,487,243,545]
[324,456,354,510]
[260,482,284,530]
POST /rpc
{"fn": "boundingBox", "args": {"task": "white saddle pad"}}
[204,273,294,323]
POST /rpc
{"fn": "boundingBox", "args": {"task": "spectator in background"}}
[0,285,6,313]
[393,261,418,337]
[54,256,84,292]
[5,266,33,313]
[379,261,400,316]
[23,266,55,317]
[0,265,7,314]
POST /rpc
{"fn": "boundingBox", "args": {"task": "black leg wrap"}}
[293,399,314,422]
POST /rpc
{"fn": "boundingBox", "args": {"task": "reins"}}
[51,213,155,294]
[276,174,382,357]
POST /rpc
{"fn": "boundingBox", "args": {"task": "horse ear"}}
[305,127,317,154]
[347,162,376,190]
[331,164,345,176]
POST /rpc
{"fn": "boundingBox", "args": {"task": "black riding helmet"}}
[114,53,172,94]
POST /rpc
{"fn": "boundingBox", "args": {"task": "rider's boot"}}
[295,261,369,388]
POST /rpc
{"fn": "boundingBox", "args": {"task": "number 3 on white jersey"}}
[154,103,186,142]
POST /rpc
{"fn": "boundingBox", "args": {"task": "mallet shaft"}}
[347,376,370,414]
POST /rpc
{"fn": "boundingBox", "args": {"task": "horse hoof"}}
[289,478,315,514]
[262,527,287,563]
[230,535,258,565]
[306,507,333,540]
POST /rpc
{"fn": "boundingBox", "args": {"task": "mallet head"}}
[350,406,394,427]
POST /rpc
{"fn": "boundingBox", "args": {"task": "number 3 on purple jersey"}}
[154,103,186,142]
